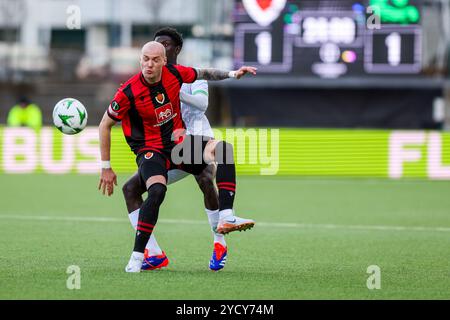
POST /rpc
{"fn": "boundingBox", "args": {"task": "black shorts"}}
[136,151,169,190]
[136,135,212,189]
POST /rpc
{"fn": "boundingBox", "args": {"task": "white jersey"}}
[167,80,214,184]
[181,80,214,138]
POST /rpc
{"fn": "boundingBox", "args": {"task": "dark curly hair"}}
[153,27,183,49]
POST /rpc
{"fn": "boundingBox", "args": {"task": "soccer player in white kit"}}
[121,27,254,271]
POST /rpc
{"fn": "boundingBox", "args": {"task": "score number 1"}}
[255,31,272,65]
[385,32,401,66]
[365,25,420,74]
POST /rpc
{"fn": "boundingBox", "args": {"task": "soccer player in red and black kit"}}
[121,27,254,272]
[98,41,257,272]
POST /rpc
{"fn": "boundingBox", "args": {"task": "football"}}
[53,98,88,135]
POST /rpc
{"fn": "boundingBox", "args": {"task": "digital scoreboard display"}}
[234,0,423,78]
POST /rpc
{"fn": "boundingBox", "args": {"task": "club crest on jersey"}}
[155,93,165,105]
[144,152,153,160]
[154,102,176,126]
[242,0,286,27]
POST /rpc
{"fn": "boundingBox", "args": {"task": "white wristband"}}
[228,71,237,79]
[101,161,111,169]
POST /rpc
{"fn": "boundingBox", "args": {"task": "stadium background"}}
[1,0,449,300]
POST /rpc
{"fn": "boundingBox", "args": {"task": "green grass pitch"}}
[0,174,449,299]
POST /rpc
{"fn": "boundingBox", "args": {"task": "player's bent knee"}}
[140,183,167,226]
[204,140,219,164]
[196,170,215,190]
[145,175,166,190]
[122,180,139,198]
[147,183,167,207]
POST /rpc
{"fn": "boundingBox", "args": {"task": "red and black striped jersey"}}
[107,64,197,155]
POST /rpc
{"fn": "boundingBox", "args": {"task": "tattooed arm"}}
[196,66,257,81]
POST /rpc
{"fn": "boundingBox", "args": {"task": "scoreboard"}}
[234,0,423,78]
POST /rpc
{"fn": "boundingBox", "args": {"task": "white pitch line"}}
[0,214,449,233]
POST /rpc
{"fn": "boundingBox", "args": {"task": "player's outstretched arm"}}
[196,66,257,81]
[98,111,118,196]
[179,90,208,112]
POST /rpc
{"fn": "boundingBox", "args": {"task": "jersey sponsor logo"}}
[144,152,154,160]
[155,93,165,105]
[159,108,172,120]
[242,0,286,27]
[154,102,176,126]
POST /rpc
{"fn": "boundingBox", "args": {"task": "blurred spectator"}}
[7,97,42,130]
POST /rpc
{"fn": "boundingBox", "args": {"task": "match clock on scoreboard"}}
[233,0,423,78]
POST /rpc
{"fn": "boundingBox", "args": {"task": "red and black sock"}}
[215,141,236,211]
[133,183,167,253]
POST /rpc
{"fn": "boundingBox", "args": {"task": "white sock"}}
[206,209,226,247]
[219,209,233,220]
[206,209,220,229]
[132,251,144,260]
[128,209,139,229]
[128,209,163,256]
[146,233,163,256]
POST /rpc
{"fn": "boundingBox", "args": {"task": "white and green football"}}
[53,98,88,135]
